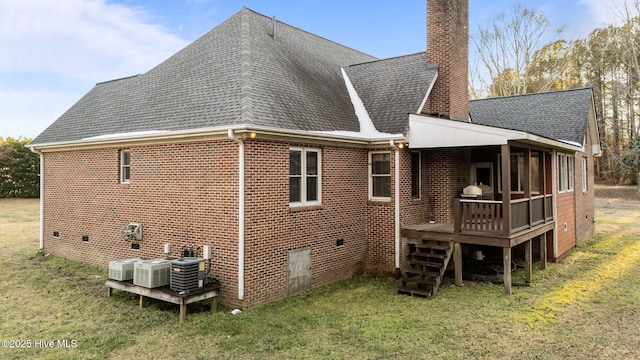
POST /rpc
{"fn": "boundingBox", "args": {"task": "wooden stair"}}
[398,239,453,298]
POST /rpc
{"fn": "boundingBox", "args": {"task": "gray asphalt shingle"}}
[345,53,438,134]
[31,8,377,145]
[31,7,593,148]
[469,88,594,145]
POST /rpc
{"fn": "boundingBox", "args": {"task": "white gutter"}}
[29,124,404,152]
[228,129,245,301]
[389,140,400,269]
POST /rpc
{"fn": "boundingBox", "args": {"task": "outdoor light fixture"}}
[250,132,257,139]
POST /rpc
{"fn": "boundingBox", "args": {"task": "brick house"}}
[30,1,600,308]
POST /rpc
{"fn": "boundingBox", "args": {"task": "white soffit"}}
[408,114,519,148]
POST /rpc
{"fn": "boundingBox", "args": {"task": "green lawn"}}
[0,196,639,359]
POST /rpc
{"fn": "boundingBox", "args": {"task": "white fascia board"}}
[408,113,513,148]
[408,113,584,151]
[588,102,602,155]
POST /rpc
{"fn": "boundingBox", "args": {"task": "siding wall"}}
[574,125,596,244]
[556,190,577,260]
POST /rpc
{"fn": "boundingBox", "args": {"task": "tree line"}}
[471,2,640,185]
[0,137,39,198]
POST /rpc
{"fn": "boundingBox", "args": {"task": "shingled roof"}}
[469,88,595,145]
[32,8,385,146]
[345,53,438,134]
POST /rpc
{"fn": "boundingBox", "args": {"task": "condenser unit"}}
[108,258,142,281]
[133,259,171,288]
[170,257,206,292]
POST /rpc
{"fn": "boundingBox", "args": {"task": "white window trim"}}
[120,150,131,184]
[289,147,322,207]
[557,153,575,193]
[411,151,421,200]
[470,162,494,188]
[369,151,392,201]
[568,156,575,191]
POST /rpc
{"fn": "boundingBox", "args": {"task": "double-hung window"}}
[557,153,575,193]
[120,150,131,184]
[289,148,321,206]
[369,151,391,200]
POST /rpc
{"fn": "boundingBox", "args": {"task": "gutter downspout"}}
[228,130,245,300]
[551,149,558,259]
[389,140,400,269]
[39,154,43,249]
[30,148,44,249]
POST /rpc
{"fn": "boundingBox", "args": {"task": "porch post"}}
[524,239,532,283]
[541,152,547,221]
[503,247,512,295]
[523,148,531,228]
[539,233,547,269]
[501,144,511,236]
[523,148,531,197]
[454,242,463,286]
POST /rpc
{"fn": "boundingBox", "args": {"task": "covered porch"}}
[399,114,569,296]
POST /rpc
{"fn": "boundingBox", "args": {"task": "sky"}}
[0,0,633,139]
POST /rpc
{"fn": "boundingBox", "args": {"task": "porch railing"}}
[454,194,554,236]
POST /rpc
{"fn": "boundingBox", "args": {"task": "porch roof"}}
[407,113,583,151]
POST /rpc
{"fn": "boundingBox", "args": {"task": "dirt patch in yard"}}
[595,183,640,200]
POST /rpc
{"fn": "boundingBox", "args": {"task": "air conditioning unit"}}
[108,258,142,281]
[133,259,171,288]
[170,257,206,292]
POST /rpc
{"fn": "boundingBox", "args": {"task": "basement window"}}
[120,150,131,184]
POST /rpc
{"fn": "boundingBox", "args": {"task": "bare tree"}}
[471,3,564,98]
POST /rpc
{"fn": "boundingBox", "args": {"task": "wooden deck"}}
[401,219,551,295]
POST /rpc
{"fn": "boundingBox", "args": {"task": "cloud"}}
[578,0,640,26]
[0,0,189,138]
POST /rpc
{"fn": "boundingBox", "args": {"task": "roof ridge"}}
[470,86,593,102]
[347,51,431,68]
[95,74,140,85]
[241,7,377,60]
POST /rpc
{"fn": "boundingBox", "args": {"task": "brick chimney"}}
[424,0,469,121]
